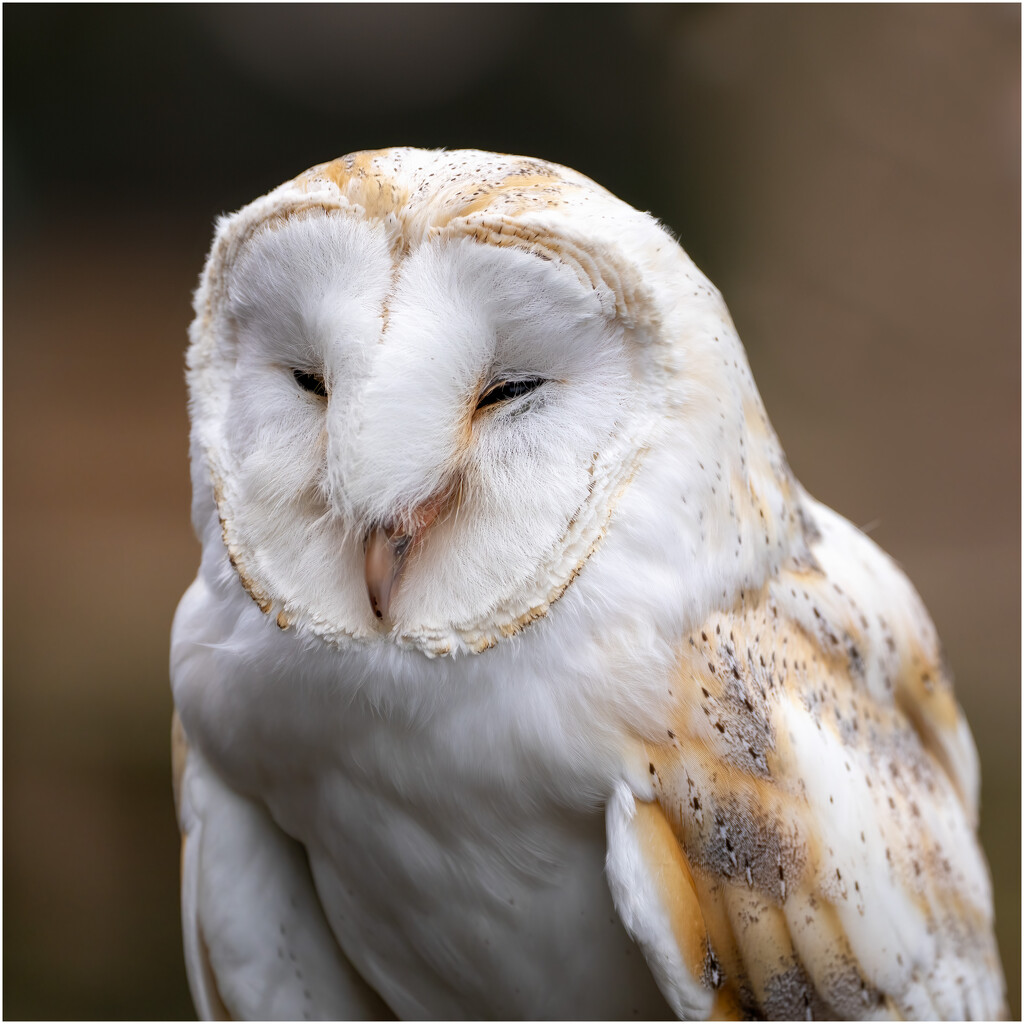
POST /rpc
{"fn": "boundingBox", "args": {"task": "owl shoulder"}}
[605,496,1002,1017]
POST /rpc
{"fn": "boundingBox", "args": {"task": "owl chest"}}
[174,577,670,1016]
[230,688,666,1018]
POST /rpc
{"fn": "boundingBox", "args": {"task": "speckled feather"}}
[173,148,1005,1020]
[642,500,1001,1018]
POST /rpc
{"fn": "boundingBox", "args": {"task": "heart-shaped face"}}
[188,148,785,656]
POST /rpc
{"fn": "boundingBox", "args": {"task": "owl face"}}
[190,153,687,655]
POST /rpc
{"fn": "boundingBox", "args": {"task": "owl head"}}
[187,149,792,657]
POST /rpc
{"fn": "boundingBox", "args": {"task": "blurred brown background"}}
[4,5,1019,1019]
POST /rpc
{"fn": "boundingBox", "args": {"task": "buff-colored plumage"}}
[171,148,1005,1019]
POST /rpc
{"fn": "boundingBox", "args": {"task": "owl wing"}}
[605,501,1005,1020]
[172,712,392,1021]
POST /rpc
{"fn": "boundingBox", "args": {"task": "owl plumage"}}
[171,148,1005,1019]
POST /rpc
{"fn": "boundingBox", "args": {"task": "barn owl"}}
[171,148,1005,1020]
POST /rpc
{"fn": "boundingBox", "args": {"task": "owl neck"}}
[613,302,816,640]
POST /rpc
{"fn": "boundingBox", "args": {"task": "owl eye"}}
[476,377,545,411]
[293,368,328,398]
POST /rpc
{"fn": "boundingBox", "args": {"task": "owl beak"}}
[364,525,412,624]
[363,487,454,625]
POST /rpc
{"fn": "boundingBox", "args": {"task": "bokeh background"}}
[4,5,1019,1019]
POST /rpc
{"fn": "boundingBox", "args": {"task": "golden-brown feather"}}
[643,545,1003,1018]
